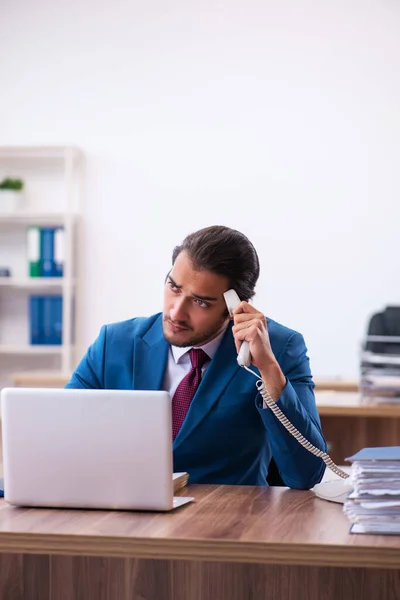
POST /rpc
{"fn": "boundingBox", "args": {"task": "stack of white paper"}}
[360,344,400,403]
[344,447,400,534]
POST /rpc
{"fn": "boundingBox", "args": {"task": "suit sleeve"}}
[257,332,327,489]
[65,326,106,389]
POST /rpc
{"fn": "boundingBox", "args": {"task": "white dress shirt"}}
[163,326,228,398]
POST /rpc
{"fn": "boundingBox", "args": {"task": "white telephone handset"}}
[223,289,252,367]
[223,288,353,503]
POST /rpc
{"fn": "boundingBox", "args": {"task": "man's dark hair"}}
[172,225,260,301]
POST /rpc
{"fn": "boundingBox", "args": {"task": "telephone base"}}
[312,479,353,504]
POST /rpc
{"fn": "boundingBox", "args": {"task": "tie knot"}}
[189,348,209,369]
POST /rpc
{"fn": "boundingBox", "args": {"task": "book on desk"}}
[173,472,189,493]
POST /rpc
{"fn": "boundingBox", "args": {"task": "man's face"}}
[162,251,230,347]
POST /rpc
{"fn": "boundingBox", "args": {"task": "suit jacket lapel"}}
[173,323,240,450]
[132,315,170,391]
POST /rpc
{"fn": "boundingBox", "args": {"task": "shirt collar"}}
[171,324,228,364]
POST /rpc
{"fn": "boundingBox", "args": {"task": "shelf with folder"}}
[0,345,66,355]
[0,278,76,289]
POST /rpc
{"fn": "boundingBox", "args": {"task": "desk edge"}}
[0,533,398,569]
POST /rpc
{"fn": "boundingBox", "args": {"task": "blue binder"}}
[347,447,400,462]
[42,296,54,344]
[52,296,63,345]
[42,295,63,344]
[29,295,43,344]
[53,227,65,277]
[29,295,63,345]
[40,228,56,277]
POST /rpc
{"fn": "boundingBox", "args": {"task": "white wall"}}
[1,0,399,378]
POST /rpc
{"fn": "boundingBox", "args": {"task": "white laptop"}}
[0,388,193,511]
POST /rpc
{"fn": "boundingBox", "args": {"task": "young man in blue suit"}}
[66,225,326,489]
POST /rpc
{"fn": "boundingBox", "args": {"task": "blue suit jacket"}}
[66,313,326,489]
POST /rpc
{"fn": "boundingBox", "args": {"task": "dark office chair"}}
[266,457,285,486]
[364,306,400,355]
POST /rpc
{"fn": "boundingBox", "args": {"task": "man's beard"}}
[162,314,228,347]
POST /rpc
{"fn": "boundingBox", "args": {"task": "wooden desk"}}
[314,379,359,392]
[9,376,360,392]
[0,485,399,600]
[316,392,400,464]
[9,370,70,388]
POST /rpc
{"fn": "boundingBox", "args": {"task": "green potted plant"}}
[0,178,24,212]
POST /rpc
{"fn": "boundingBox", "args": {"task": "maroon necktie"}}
[172,348,209,440]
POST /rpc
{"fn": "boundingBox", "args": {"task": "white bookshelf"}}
[0,213,70,226]
[0,145,84,387]
[0,345,65,355]
[0,278,76,289]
